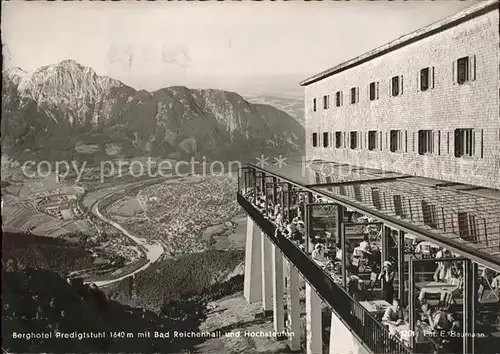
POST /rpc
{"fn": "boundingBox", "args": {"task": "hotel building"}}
[238,1,500,354]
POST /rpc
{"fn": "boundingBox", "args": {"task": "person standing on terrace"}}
[379,261,396,303]
[434,248,453,282]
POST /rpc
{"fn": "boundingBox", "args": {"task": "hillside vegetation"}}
[109,249,244,312]
[2,266,206,353]
[2,232,96,275]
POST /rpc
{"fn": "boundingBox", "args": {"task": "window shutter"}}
[380,132,383,151]
[481,129,484,158]
[376,82,380,99]
[438,131,441,155]
[431,67,435,88]
[356,87,360,103]
[418,131,424,155]
[405,130,408,152]
[417,70,421,92]
[400,76,404,95]
[469,55,476,81]
[472,130,476,155]
[474,130,481,157]
[453,60,458,84]
[340,91,343,106]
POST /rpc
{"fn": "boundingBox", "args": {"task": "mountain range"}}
[1,60,304,163]
[245,94,304,126]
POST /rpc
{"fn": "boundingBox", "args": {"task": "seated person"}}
[447,312,461,333]
[382,298,405,326]
[419,302,434,325]
[431,308,451,331]
[346,267,366,300]
[312,244,333,269]
[358,235,372,254]
[291,226,304,243]
[351,247,368,269]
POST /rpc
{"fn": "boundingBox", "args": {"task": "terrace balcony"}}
[237,160,500,354]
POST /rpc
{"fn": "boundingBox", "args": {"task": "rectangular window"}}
[454,128,474,157]
[368,131,377,151]
[391,76,400,96]
[393,195,406,218]
[369,82,377,101]
[350,131,360,149]
[315,173,321,184]
[457,57,469,84]
[458,212,470,241]
[313,98,317,112]
[353,185,362,202]
[350,87,359,104]
[323,132,329,147]
[323,95,329,109]
[335,132,342,148]
[312,133,318,147]
[447,132,450,154]
[335,91,343,107]
[422,201,438,229]
[390,130,403,152]
[420,68,430,91]
[418,130,433,155]
[325,176,333,184]
[372,188,382,210]
[419,67,436,91]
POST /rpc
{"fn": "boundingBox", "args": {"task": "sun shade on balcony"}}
[248,159,500,271]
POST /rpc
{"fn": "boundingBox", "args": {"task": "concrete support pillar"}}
[262,231,273,312]
[244,216,262,303]
[288,262,301,352]
[306,283,322,354]
[273,245,284,332]
[329,311,366,354]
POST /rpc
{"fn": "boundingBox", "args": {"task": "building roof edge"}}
[300,0,498,87]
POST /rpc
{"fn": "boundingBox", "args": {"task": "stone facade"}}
[302,1,500,190]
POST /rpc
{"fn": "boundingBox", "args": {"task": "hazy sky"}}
[2,0,478,97]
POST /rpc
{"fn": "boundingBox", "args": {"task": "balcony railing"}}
[238,193,413,354]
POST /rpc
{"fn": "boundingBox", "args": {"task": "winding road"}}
[82,177,168,287]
